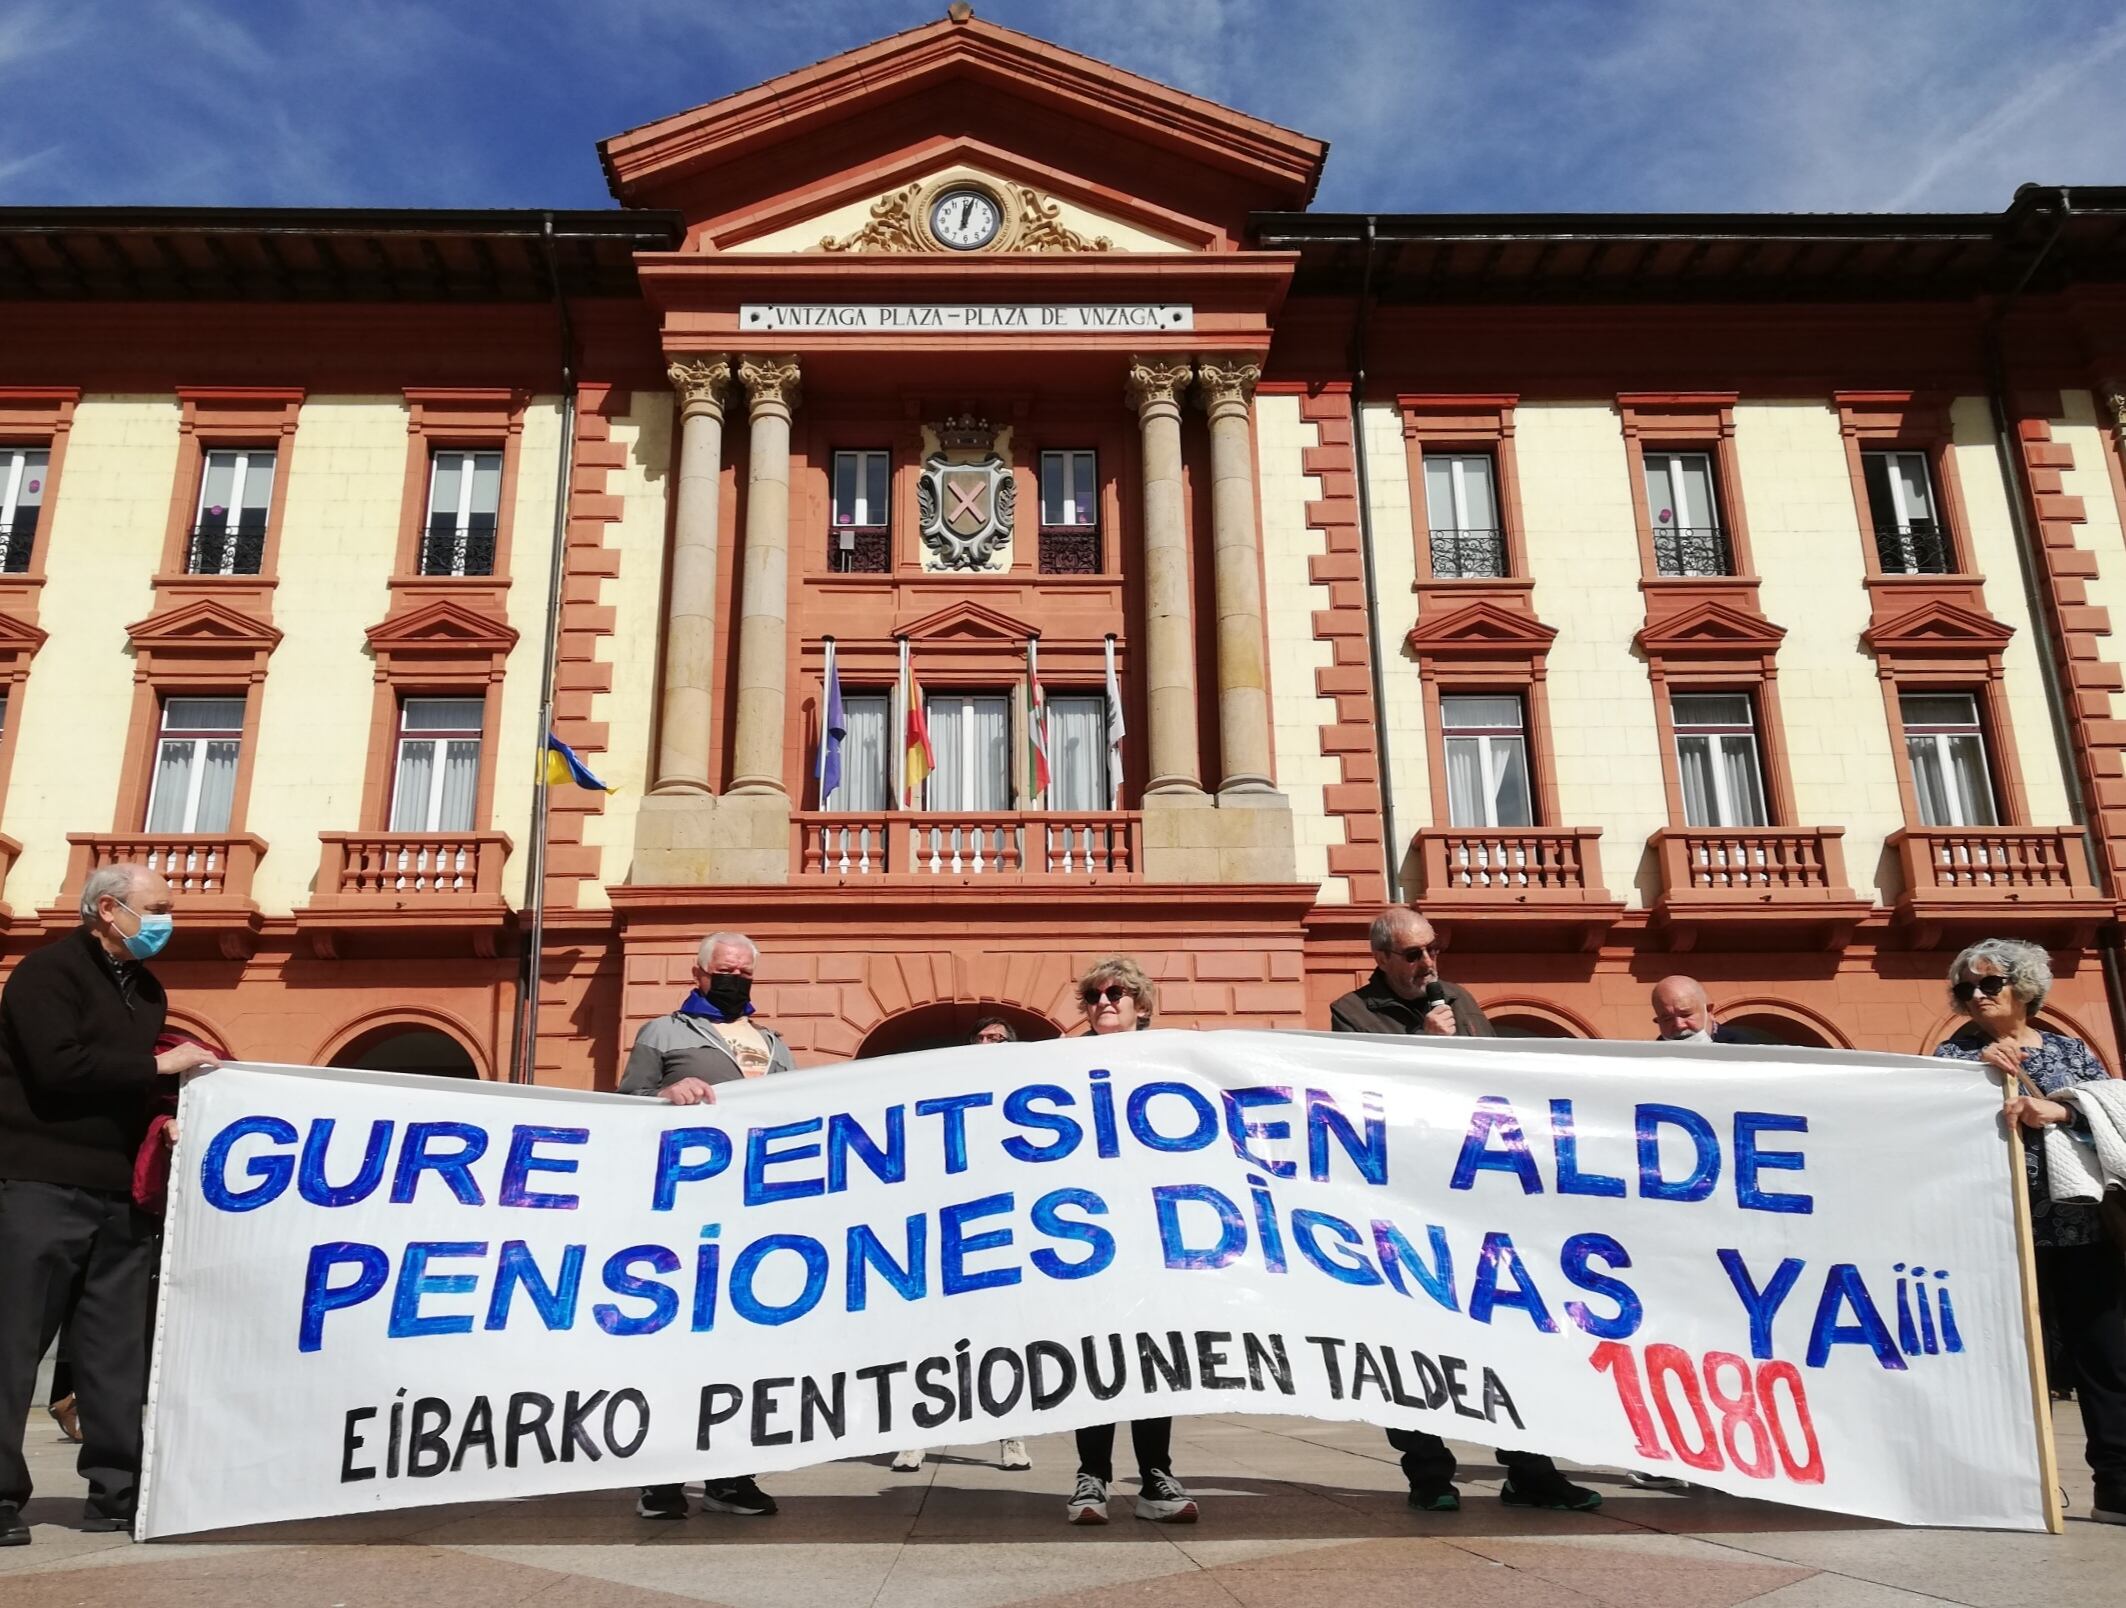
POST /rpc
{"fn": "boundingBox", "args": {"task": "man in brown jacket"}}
[1329,907,1602,1514]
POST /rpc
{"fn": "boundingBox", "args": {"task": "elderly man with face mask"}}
[1650,976,1766,1045]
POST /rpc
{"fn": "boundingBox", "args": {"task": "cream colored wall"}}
[1358,402,1432,872]
[2047,393,2126,816]
[1255,393,1343,900]
[4,399,176,910]
[730,164,1188,254]
[580,391,673,907]
[495,399,565,908]
[1735,403,1908,892]
[1951,396,2077,828]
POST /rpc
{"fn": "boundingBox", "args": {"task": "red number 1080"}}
[1589,1341,1824,1485]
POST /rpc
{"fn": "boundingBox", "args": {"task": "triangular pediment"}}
[897,598,1036,646]
[125,598,282,655]
[0,610,47,654]
[1634,600,1786,658]
[1863,598,2015,655]
[365,600,519,657]
[1408,600,1559,655]
[601,15,1323,246]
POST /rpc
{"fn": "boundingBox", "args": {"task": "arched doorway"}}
[329,1025,480,1078]
[1724,1012,1835,1050]
[857,1001,1061,1060]
[1492,1013,1580,1040]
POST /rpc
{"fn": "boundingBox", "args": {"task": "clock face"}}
[930,187,1002,250]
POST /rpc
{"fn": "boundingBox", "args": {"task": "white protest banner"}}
[139,1031,2048,1538]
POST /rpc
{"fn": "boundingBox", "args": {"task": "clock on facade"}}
[928,186,1002,250]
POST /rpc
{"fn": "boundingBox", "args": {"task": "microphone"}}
[1420,980,1448,1014]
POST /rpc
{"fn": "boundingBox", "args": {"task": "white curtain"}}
[391,744,436,832]
[147,744,195,833]
[1908,733,1995,827]
[1719,735,1767,825]
[1443,739,1487,827]
[148,698,244,832]
[1047,696,1107,811]
[928,695,1008,810]
[1677,735,1718,827]
[827,694,890,811]
[1677,732,1768,827]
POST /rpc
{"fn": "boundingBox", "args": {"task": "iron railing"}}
[418,523,498,577]
[1652,524,1733,577]
[1875,521,1953,575]
[1428,527,1507,579]
[829,528,891,573]
[186,524,266,576]
[1039,528,1101,575]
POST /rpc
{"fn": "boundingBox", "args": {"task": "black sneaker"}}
[0,1502,27,1546]
[1134,1468,1198,1523]
[1407,1482,1461,1512]
[700,1476,777,1516]
[2094,1481,2126,1526]
[636,1484,689,1520]
[79,1508,132,1536]
[1500,1475,1602,1512]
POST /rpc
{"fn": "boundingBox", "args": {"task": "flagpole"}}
[816,635,835,805]
[1028,634,1042,809]
[1105,633,1121,811]
[896,636,909,810]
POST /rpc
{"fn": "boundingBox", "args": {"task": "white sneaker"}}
[1067,1473,1109,1524]
[998,1438,1031,1470]
[890,1449,924,1472]
[1134,1468,1198,1523]
[1626,1471,1690,1494]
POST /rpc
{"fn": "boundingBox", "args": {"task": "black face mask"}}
[703,972,753,1017]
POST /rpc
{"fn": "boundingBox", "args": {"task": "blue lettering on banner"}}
[1635,1104,1720,1203]
[652,1127,732,1210]
[1127,1082,1220,1153]
[498,1127,586,1210]
[300,1118,392,1207]
[1733,1112,1814,1214]
[1154,1182,1245,1269]
[390,1122,489,1207]
[1450,1097,1544,1194]
[1222,1085,1296,1177]
[1559,1232,1642,1339]
[1001,1085,1081,1161]
[389,1241,488,1339]
[299,1242,388,1353]
[593,1245,682,1336]
[746,1118,826,1206]
[201,1114,297,1211]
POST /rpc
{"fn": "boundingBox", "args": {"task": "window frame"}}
[158,388,302,588]
[419,448,504,578]
[1669,690,1772,829]
[1400,396,1527,585]
[187,446,277,576]
[821,689,892,812]
[1039,690,1114,813]
[388,696,488,834]
[828,448,893,575]
[1861,447,1955,577]
[1439,693,1536,829]
[1834,392,1976,581]
[1037,449,1103,575]
[1892,688,2005,829]
[1617,395,1754,582]
[1421,450,1508,580]
[393,389,526,587]
[917,688,1013,812]
[0,444,50,576]
[144,695,248,835]
[1640,448,1733,578]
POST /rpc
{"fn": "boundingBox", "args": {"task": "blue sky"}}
[3,1,2123,214]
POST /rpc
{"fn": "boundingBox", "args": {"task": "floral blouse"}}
[1933,1028,2108,1248]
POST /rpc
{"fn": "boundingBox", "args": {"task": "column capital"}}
[739,355,802,417]
[1195,356,1261,415]
[1125,357,1194,416]
[2106,387,2126,448]
[666,355,732,420]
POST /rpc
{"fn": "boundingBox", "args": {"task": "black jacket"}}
[0,927,167,1191]
[1328,971,1495,1038]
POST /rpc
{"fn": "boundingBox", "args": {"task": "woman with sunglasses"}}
[1931,938,2126,1525]
[1064,957,1199,1526]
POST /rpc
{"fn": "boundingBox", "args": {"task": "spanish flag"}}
[545,732,613,791]
[904,676,935,805]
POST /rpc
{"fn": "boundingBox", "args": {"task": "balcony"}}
[1039,528,1101,575]
[298,831,516,958]
[1889,825,2107,948]
[1650,826,1871,950]
[417,525,497,577]
[1875,521,1953,576]
[1652,524,1733,577]
[1428,527,1507,580]
[1413,827,1620,948]
[63,832,266,957]
[827,527,890,574]
[186,525,266,576]
[795,812,1139,881]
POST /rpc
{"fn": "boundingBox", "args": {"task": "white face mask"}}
[1665,1026,1713,1044]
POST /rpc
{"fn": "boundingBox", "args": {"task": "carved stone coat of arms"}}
[917,418,1015,570]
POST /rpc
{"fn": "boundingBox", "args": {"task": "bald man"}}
[1650,976,1765,1045]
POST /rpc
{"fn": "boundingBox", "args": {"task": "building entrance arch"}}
[328,1023,482,1078]
[857,1001,1062,1060]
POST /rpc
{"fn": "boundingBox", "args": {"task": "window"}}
[1901,693,1998,827]
[420,450,501,576]
[1441,695,1532,828]
[1423,453,1505,578]
[830,450,890,573]
[923,693,1009,811]
[0,447,48,574]
[389,699,484,832]
[1864,450,1950,574]
[188,448,274,575]
[1044,694,1111,811]
[823,693,890,811]
[1643,451,1731,576]
[1672,693,1769,827]
[146,697,244,833]
[1039,450,1100,574]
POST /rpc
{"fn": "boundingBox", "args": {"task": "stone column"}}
[652,356,730,795]
[1197,357,1275,793]
[728,356,801,795]
[1127,357,1203,795]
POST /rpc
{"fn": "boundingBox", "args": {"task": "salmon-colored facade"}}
[4,13,2126,1078]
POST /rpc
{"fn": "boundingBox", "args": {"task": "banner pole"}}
[2001,1074,2064,1533]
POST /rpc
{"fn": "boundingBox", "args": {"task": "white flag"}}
[1104,635,1125,810]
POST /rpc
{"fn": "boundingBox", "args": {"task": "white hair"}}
[1369,907,1431,952]
[1948,938,2053,1009]
[78,863,147,925]
[697,930,759,966]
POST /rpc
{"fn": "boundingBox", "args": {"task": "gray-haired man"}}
[620,930,789,1520]
[0,864,216,1544]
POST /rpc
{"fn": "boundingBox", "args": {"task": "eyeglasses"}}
[1389,944,1438,962]
[1080,983,1131,1007]
[973,1030,1011,1043]
[1951,974,2011,1003]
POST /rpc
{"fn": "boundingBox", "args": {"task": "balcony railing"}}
[418,525,498,577]
[1655,827,1843,894]
[318,832,512,900]
[796,811,1139,878]
[1892,826,2097,896]
[1428,527,1507,580]
[0,512,37,574]
[1417,827,1602,895]
[828,527,890,573]
[1039,529,1101,575]
[65,832,265,901]
[186,525,266,576]
[1875,521,1953,576]
[1652,524,1733,577]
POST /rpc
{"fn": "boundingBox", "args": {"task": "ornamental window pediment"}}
[723,167,1188,256]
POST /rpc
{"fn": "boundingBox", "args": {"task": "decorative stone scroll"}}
[821,179,1115,254]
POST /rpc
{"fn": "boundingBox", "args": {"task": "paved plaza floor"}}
[4,1406,2119,1608]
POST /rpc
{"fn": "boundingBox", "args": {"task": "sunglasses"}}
[1951,974,2011,1003]
[1080,983,1131,1007]
[1390,944,1438,962]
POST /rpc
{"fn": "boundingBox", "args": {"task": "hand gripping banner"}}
[139,1031,2050,1537]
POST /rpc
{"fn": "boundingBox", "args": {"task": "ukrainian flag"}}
[545,733,613,791]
